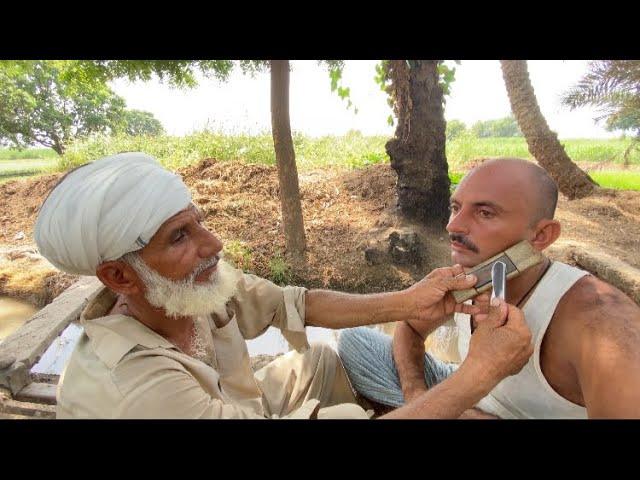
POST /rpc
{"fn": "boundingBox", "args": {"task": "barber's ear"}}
[96,261,143,296]
[530,219,561,251]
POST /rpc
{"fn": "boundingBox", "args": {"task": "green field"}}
[0,148,58,160]
[2,135,638,190]
[56,133,640,172]
[0,158,57,184]
[589,171,640,191]
[445,136,639,168]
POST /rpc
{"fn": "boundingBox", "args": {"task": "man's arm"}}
[392,321,430,403]
[568,279,640,418]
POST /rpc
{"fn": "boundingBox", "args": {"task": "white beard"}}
[124,253,241,320]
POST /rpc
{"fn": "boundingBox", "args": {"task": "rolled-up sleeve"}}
[229,273,310,352]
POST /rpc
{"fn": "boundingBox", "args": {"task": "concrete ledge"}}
[547,242,640,304]
[0,276,103,394]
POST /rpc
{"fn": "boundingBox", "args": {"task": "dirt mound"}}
[179,159,423,292]
[555,188,640,269]
[0,247,77,307]
[0,159,639,297]
[0,174,61,247]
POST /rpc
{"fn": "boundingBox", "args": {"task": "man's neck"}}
[504,256,551,307]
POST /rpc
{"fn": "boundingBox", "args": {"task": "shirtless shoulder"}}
[555,275,640,350]
[541,274,640,405]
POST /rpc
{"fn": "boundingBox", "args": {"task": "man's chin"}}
[451,251,481,268]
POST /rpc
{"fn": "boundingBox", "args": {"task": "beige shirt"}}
[57,272,369,419]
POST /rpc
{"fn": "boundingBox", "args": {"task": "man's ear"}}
[96,261,143,296]
[530,219,561,251]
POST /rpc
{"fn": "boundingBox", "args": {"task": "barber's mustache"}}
[189,254,222,280]
[448,233,479,253]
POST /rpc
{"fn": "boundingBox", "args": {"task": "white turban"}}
[34,152,192,276]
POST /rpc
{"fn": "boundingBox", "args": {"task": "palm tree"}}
[500,60,597,199]
[562,60,640,166]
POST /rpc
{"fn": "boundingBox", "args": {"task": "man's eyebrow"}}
[472,201,505,213]
[448,198,506,213]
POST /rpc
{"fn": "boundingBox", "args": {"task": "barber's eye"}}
[479,210,494,218]
[172,229,186,243]
[449,204,459,213]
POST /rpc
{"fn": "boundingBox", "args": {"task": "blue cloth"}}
[337,326,457,408]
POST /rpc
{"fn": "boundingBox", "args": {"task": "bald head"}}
[461,158,558,225]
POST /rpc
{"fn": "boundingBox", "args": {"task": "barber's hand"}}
[465,298,533,388]
[404,264,490,325]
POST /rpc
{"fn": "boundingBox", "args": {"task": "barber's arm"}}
[393,323,500,418]
[393,291,498,417]
[381,300,533,419]
[304,265,486,330]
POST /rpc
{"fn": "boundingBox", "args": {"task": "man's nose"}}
[446,208,469,235]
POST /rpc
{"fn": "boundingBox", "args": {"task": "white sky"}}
[110,60,617,139]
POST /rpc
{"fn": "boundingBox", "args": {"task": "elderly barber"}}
[35,152,532,419]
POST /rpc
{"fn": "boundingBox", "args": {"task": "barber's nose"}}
[198,228,223,259]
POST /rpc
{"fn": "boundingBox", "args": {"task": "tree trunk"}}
[385,60,450,227]
[52,142,64,156]
[500,60,598,199]
[270,60,306,257]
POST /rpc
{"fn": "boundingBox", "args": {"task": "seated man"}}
[338,158,640,419]
[35,152,532,419]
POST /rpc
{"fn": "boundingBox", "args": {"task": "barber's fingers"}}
[474,292,491,310]
[474,298,508,328]
[455,292,490,315]
[426,264,466,280]
[435,271,477,293]
[502,302,529,334]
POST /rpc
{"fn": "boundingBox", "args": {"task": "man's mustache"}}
[449,233,479,253]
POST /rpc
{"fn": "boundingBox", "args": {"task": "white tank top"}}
[454,261,589,419]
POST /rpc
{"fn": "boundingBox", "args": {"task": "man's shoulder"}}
[558,273,637,317]
[553,271,640,350]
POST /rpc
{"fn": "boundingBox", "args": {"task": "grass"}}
[0,158,57,184]
[268,251,291,285]
[446,136,640,170]
[2,134,639,191]
[590,171,640,191]
[224,240,253,272]
[57,131,390,172]
[0,147,58,160]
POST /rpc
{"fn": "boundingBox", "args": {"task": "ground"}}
[1,158,639,308]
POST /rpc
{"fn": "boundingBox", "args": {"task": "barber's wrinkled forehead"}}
[162,203,202,224]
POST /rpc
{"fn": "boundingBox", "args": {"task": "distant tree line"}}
[446,116,523,141]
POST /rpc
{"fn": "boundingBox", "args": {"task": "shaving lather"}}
[452,240,544,303]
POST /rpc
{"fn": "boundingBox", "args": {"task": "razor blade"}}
[490,261,506,301]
